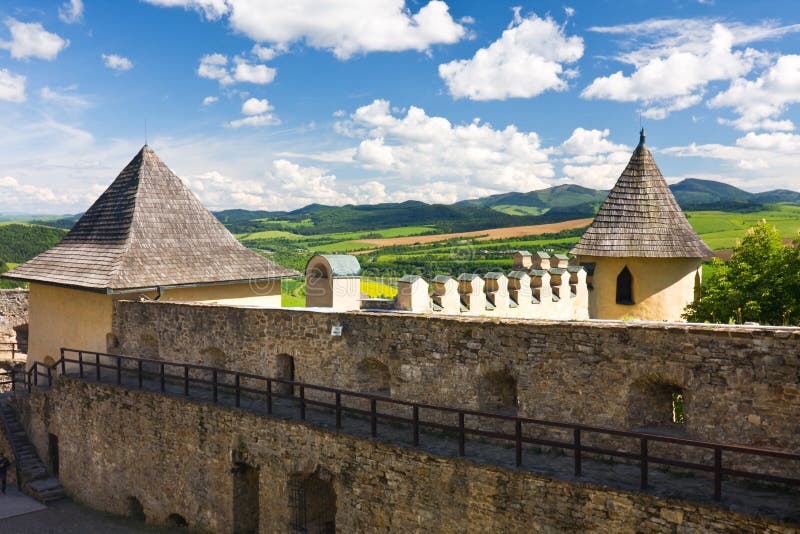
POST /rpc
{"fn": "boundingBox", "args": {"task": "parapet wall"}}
[15,379,796,533]
[113,301,800,453]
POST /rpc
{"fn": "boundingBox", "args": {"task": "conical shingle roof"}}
[5,146,298,291]
[570,131,712,259]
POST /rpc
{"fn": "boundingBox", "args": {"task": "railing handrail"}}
[57,348,800,461]
[15,348,800,503]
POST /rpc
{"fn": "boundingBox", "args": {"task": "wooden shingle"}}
[570,130,712,259]
[5,146,298,291]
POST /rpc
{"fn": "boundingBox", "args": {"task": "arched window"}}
[616,266,634,305]
[289,470,336,534]
[628,377,686,429]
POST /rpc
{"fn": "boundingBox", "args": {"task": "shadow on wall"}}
[355,358,391,396]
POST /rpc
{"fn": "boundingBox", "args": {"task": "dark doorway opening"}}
[289,472,335,534]
[276,354,296,396]
[127,496,146,521]
[48,433,59,477]
[233,462,260,534]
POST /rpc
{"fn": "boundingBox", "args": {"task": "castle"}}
[0,133,797,533]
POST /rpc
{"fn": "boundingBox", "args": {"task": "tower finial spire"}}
[639,127,646,146]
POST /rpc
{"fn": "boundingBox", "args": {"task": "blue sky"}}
[1,0,799,213]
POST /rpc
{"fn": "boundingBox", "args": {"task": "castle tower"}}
[570,130,712,321]
[4,146,298,366]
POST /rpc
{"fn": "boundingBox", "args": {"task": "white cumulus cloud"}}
[201,96,218,105]
[557,128,632,189]
[582,18,800,119]
[336,99,553,193]
[0,18,69,60]
[59,0,84,24]
[197,53,275,85]
[228,98,279,127]
[101,53,133,72]
[0,69,25,102]
[141,0,229,20]
[241,97,271,115]
[439,10,583,100]
[709,54,800,131]
[146,0,466,59]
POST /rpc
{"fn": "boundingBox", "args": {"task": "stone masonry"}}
[112,301,800,458]
[0,289,29,354]
[14,378,799,534]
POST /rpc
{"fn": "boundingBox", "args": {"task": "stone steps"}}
[0,400,66,503]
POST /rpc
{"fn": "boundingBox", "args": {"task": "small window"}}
[616,266,633,305]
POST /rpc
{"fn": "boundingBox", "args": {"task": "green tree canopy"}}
[684,221,800,325]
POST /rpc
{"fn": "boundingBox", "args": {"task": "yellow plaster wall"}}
[579,256,701,321]
[28,283,115,368]
[27,281,282,368]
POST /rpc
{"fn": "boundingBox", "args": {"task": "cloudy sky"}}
[1,0,799,213]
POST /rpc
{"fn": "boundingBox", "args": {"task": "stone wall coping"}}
[118,299,800,337]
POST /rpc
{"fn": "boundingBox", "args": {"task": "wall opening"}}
[616,266,634,305]
[629,378,686,429]
[289,471,336,534]
[127,496,146,521]
[478,369,518,414]
[168,513,188,527]
[276,354,296,396]
[12,323,28,353]
[106,333,119,352]
[48,433,59,477]
[355,358,390,396]
[232,462,260,534]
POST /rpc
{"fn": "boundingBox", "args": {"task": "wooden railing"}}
[11,349,800,503]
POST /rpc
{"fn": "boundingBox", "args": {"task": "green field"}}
[686,205,800,249]
[259,205,800,279]
[281,277,397,307]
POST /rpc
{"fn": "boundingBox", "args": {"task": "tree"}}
[684,221,800,325]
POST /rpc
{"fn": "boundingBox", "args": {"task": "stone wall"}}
[15,378,798,533]
[112,301,800,456]
[0,289,28,355]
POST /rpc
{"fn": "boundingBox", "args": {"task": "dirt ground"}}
[354,218,593,247]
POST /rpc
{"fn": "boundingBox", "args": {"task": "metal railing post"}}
[11,343,15,361]
[95,353,101,381]
[34,365,38,387]
[640,438,648,490]
[266,379,272,414]
[47,364,52,387]
[370,399,377,437]
[137,360,143,389]
[335,392,342,429]
[235,374,241,408]
[184,366,189,396]
[458,412,465,456]
[160,363,166,393]
[515,420,522,467]
[60,349,65,375]
[574,429,582,477]
[10,369,15,392]
[116,357,122,385]
[299,386,305,420]
[412,405,419,446]
[212,369,218,403]
[78,351,83,378]
[714,447,723,501]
